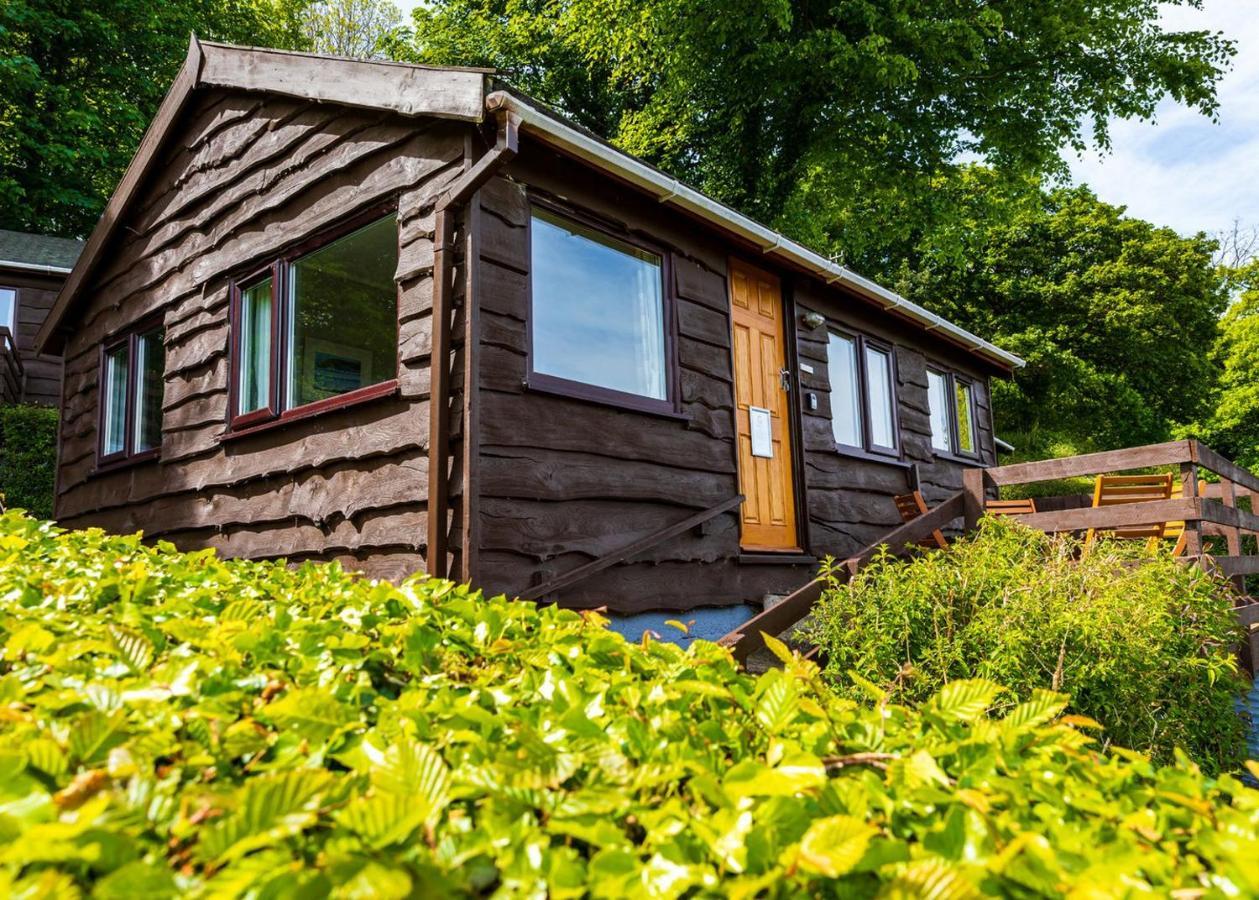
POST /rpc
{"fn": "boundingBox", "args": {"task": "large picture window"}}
[927,367,981,459]
[99,322,164,466]
[229,212,399,430]
[826,329,899,457]
[528,206,672,413]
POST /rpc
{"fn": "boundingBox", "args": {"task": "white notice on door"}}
[749,406,773,458]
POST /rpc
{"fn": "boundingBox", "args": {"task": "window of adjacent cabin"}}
[927,367,980,459]
[229,212,399,429]
[826,329,899,457]
[0,288,16,340]
[99,325,164,465]
[528,207,670,410]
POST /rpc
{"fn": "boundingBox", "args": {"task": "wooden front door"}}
[728,258,799,551]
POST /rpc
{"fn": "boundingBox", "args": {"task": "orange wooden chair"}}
[1162,478,1208,557]
[985,498,1037,517]
[1085,473,1174,550]
[893,491,948,549]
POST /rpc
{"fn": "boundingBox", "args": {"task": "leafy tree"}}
[1192,263,1259,469]
[300,0,402,58]
[0,0,301,237]
[398,0,1234,274]
[899,180,1228,448]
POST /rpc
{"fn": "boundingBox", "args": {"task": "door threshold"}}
[738,551,815,566]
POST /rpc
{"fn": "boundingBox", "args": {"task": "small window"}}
[827,332,862,447]
[529,207,671,410]
[826,329,899,457]
[927,367,981,459]
[927,369,952,453]
[99,324,164,466]
[230,212,399,429]
[955,378,978,455]
[0,287,16,338]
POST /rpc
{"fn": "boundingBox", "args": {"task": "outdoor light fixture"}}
[801,310,826,330]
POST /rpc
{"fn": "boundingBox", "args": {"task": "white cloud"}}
[1067,0,1259,235]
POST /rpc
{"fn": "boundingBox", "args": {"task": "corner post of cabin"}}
[1181,458,1203,558]
[962,466,987,532]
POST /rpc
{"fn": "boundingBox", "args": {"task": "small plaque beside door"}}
[749,406,773,458]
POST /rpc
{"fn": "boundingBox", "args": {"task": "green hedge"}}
[806,517,1248,773]
[0,404,58,519]
[3,512,1259,896]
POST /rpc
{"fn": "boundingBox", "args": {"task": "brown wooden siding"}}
[54,89,466,574]
[1,269,64,406]
[471,141,1002,612]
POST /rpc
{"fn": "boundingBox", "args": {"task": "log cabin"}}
[0,229,82,406]
[36,39,1023,625]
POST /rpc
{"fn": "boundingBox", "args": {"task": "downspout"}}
[426,107,520,579]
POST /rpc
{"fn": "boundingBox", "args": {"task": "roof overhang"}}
[0,259,73,276]
[39,39,1021,374]
[36,38,487,353]
[486,91,1023,372]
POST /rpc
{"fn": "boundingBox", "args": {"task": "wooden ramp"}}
[718,491,966,664]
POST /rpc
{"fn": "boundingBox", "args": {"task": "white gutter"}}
[995,437,1016,453]
[0,258,74,276]
[486,91,1024,370]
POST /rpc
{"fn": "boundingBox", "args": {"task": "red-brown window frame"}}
[826,327,902,460]
[926,366,981,461]
[96,315,164,471]
[226,204,401,435]
[524,199,683,419]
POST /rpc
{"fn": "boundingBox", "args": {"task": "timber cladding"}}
[54,88,466,582]
[0,269,64,406]
[51,77,1005,613]
[470,141,998,612]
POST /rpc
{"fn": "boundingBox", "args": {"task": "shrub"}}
[806,517,1248,772]
[3,512,1259,896]
[0,404,58,519]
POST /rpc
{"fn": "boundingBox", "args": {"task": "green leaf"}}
[1003,689,1068,730]
[754,673,799,733]
[928,680,1003,723]
[879,860,981,899]
[797,815,877,878]
[107,625,154,673]
[198,770,332,863]
[261,688,357,741]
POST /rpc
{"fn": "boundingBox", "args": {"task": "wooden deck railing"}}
[720,439,1259,666]
[0,327,23,405]
[965,439,1259,591]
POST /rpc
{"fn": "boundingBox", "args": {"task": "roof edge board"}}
[486,90,1024,371]
[0,259,74,276]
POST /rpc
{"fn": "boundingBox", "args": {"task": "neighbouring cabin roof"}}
[0,229,84,275]
[36,38,1023,373]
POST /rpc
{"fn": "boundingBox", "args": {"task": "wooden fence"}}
[721,439,1259,665]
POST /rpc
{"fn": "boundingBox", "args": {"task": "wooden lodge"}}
[0,229,82,406]
[37,39,1026,617]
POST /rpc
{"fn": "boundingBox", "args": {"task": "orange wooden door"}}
[728,258,799,551]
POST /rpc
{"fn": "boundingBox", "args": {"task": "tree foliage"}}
[899,180,1228,448]
[0,404,58,519]
[806,518,1247,773]
[1191,263,1259,470]
[299,0,402,58]
[0,0,302,237]
[399,0,1234,272]
[3,511,1259,895]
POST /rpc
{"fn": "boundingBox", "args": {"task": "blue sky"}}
[1067,0,1258,237]
[396,0,1256,237]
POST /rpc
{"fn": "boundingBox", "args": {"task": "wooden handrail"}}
[984,441,1192,486]
[720,491,966,663]
[519,494,745,602]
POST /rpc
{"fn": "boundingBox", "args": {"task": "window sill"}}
[218,379,400,444]
[524,375,691,423]
[91,449,161,477]
[931,450,985,468]
[832,445,912,469]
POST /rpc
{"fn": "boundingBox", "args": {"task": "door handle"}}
[779,368,792,391]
